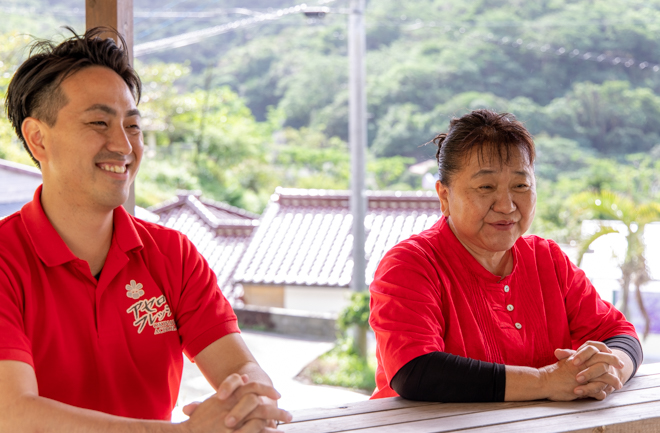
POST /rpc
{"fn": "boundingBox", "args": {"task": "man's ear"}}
[435,180,450,217]
[21,117,48,164]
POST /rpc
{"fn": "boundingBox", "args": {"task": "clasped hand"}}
[542,341,625,401]
[182,374,292,433]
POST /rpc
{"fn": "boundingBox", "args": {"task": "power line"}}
[133,3,312,57]
[402,20,660,73]
[0,5,266,18]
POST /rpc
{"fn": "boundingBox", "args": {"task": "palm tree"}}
[573,190,660,338]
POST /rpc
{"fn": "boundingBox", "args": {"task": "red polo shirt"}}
[369,216,638,399]
[0,186,239,420]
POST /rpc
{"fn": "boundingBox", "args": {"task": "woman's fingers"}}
[569,341,612,366]
[554,348,574,361]
[581,352,625,370]
[576,364,622,390]
[574,379,608,398]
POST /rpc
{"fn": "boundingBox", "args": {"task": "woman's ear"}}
[21,117,48,165]
[435,180,450,217]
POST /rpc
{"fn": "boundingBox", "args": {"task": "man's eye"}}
[90,121,107,126]
[479,185,493,190]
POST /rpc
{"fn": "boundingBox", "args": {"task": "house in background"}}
[0,158,42,218]
[149,191,259,297]
[231,187,442,314]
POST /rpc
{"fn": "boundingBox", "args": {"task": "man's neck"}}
[40,187,114,277]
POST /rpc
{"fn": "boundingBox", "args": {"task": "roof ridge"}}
[273,187,438,200]
[0,158,42,178]
[199,196,259,219]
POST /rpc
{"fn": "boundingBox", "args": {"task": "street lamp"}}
[303,0,368,356]
[302,1,367,294]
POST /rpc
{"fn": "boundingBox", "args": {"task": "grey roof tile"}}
[233,188,440,288]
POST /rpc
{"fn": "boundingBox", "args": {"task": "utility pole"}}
[86,0,135,215]
[349,0,368,358]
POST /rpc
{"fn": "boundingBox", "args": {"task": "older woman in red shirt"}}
[369,109,641,402]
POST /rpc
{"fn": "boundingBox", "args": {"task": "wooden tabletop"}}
[281,362,660,433]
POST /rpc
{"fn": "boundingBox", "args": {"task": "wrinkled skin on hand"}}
[547,342,625,401]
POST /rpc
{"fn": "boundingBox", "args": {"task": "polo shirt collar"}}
[112,204,143,253]
[21,185,143,267]
[437,215,519,283]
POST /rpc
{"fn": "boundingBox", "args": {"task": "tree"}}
[574,190,660,338]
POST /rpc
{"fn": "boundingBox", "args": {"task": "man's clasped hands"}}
[181,374,292,433]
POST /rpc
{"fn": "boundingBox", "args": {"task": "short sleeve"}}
[369,240,447,386]
[0,263,34,367]
[171,235,240,359]
[548,240,638,347]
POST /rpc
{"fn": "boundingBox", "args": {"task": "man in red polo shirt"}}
[0,28,291,432]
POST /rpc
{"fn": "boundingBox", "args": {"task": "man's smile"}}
[97,163,128,174]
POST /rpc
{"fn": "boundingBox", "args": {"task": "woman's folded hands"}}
[541,341,628,401]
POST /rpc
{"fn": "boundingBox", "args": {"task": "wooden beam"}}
[86,0,136,215]
[86,0,134,60]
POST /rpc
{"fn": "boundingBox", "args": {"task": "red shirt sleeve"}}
[548,240,638,347]
[172,234,240,360]
[370,239,446,387]
[0,262,34,367]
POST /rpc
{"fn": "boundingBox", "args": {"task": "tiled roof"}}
[149,191,259,298]
[232,188,441,288]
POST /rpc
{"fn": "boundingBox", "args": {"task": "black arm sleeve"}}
[603,334,643,382]
[390,352,506,402]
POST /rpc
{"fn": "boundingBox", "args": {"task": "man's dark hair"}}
[5,26,142,167]
[433,109,536,186]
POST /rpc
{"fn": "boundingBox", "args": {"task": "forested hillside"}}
[1,0,659,242]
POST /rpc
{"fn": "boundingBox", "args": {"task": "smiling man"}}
[0,28,290,433]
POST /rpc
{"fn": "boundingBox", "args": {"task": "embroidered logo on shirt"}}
[125,280,145,299]
[125,290,178,335]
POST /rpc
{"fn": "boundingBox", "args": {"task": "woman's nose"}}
[491,190,517,214]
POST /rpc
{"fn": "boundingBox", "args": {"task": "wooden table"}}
[281,362,660,433]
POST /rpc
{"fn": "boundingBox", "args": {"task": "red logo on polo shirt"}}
[125,280,178,335]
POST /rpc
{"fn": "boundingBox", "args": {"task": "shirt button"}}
[515,323,522,330]
[504,285,510,293]
[507,304,514,312]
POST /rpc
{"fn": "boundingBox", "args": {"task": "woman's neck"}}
[446,218,514,277]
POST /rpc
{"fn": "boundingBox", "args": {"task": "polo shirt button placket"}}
[515,322,522,330]
[504,285,510,293]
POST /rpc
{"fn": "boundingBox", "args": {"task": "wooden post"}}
[86,0,136,215]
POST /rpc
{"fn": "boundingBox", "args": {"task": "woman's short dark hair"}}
[5,26,142,167]
[433,109,535,185]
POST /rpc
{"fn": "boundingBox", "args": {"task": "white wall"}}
[284,286,352,314]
